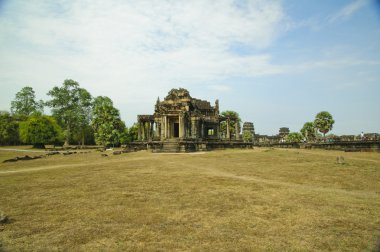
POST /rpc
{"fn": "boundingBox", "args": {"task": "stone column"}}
[185,119,190,138]
[179,114,185,139]
[138,122,142,141]
[217,122,221,139]
[158,122,162,140]
[166,116,169,139]
[182,116,186,139]
[147,122,151,141]
[179,115,182,138]
[226,119,230,140]
[141,122,145,141]
[145,121,148,141]
[161,117,166,140]
[190,118,196,138]
[155,121,159,139]
[144,121,150,140]
[150,121,154,140]
[201,121,205,139]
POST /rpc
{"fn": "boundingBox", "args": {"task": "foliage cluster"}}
[0,80,137,147]
[0,111,19,145]
[19,115,63,148]
[10,86,43,119]
[280,111,335,143]
[92,96,125,147]
[1,80,338,147]
[220,110,241,139]
[286,132,303,143]
[242,131,253,142]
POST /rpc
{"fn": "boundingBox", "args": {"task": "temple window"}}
[208,128,214,136]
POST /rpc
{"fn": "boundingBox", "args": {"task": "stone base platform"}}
[256,141,380,152]
[125,139,254,153]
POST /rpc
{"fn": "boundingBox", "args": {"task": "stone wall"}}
[256,141,380,152]
[125,140,254,153]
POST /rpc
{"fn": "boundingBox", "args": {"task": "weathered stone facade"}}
[137,88,240,141]
[135,88,251,152]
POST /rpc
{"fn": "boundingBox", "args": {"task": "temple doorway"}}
[173,123,179,138]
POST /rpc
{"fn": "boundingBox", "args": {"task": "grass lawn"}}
[0,147,379,251]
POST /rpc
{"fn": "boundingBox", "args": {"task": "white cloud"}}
[328,0,369,23]
[207,84,231,92]
[0,0,287,123]
[286,58,380,73]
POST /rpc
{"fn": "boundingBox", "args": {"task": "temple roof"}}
[164,88,191,101]
[191,99,212,110]
[152,87,217,115]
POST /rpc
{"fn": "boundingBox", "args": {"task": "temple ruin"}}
[135,88,252,152]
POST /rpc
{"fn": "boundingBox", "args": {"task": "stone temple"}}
[135,88,252,152]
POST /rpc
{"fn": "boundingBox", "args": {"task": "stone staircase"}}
[160,139,180,153]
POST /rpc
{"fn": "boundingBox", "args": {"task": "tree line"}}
[1,81,246,148]
[286,111,335,143]
[1,79,336,147]
[0,79,138,148]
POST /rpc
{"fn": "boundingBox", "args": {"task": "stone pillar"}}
[217,122,221,139]
[179,115,182,138]
[147,122,151,141]
[146,122,149,140]
[226,119,230,140]
[185,119,190,138]
[182,116,186,139]
[166,117,170,139]
[179,114,185,139]
[140,122,144,141]
[150,121,154,140]
[145,121,148,141]
[155,121,159,139]
[191,118,196,138]
[138,122,142,141]
[235,121,239,140]
[144,121,150,140]
[161,117,166,140]
[201,121,204,139]
[159,122,162,140]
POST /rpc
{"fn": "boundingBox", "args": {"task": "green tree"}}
[19,115,63,148]
[314,111,335,137]
[242,122,255,143]
[242,131,253,142]
[220,110,241,139]
[92,96,125,147]
[120,123,138,143]
[72,88,93,147]
[286,132,303,143]
[46,79,92,146]
[0,111,19,145]
[11,86,43,118]
[81,125,96,145]
[300,122,316,141]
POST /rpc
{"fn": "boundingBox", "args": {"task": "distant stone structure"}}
[134,88,251,152]
[279,127,290,138]
[242,122,255,142]
[255,134,280,144]
[254,130,380,152]
[255,127,289,144]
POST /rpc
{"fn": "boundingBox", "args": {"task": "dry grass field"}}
[0,147,379,251]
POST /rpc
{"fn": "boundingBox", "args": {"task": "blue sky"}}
[0,0,379,135]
